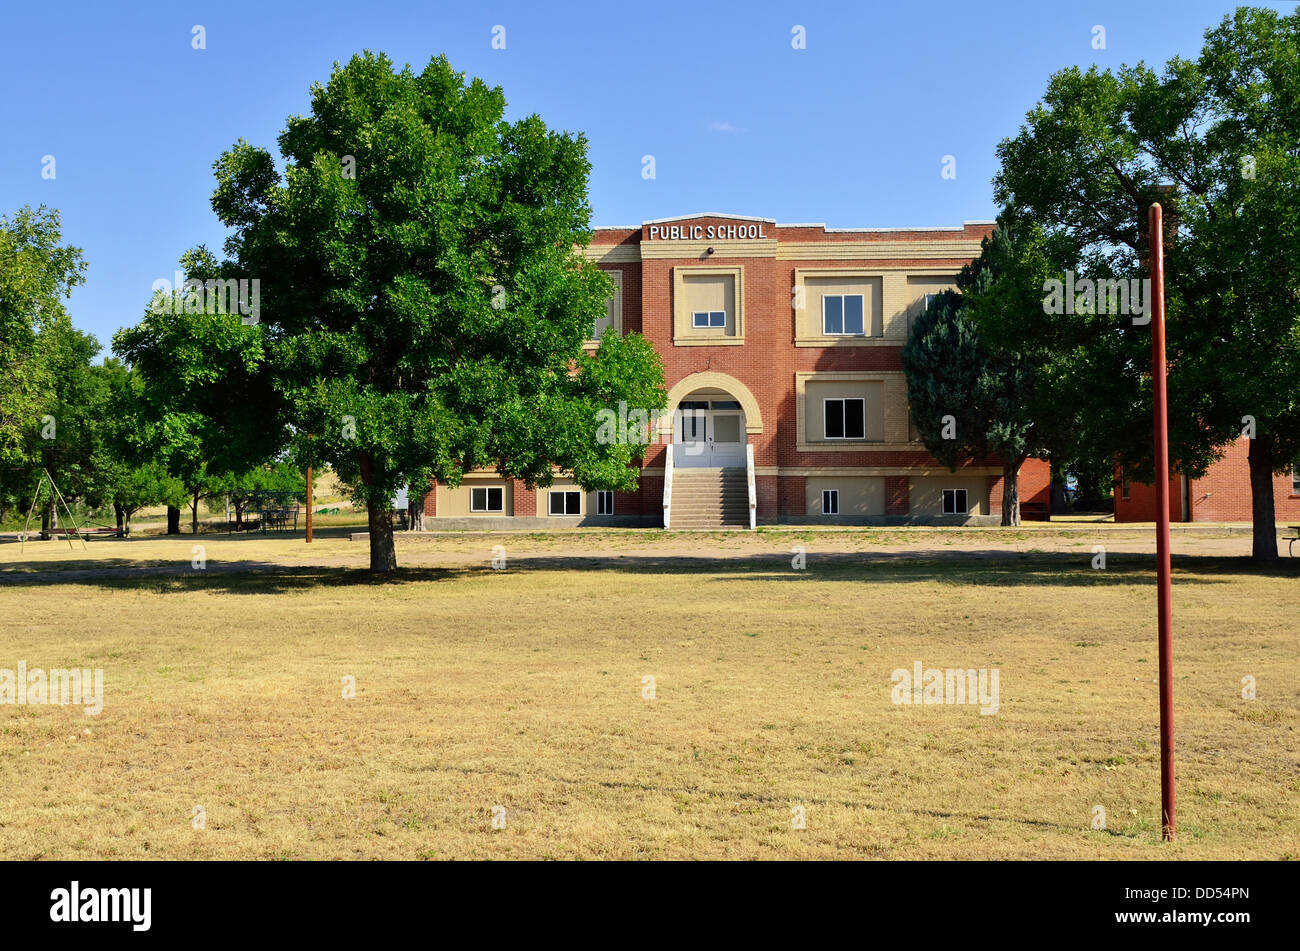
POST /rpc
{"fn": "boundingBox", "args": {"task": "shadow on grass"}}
[1,548,1297,594]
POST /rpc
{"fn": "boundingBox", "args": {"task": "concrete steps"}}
[669,468,750,529]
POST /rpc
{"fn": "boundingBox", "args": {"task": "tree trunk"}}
[1000,458,1023,527]
[1248,434,1278,562]
[368,504,397,572]
[190,488,201,534]
[114,503,124,534]
[358,451,397,572]
[167,506,181,535]
[40,502,51,541]
[409,493,425,532]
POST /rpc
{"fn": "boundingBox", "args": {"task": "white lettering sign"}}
[646,223,768,240]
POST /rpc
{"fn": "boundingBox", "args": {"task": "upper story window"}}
[673,266,744,346]
[793,271,882,345]
[922,293,940,312]
[589,269,623,343]
[822,294,865,335]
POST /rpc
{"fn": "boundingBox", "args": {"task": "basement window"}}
[942,489,969,515]
[549,490,582,516]
[822,489,840,515]
[470,487,504,513]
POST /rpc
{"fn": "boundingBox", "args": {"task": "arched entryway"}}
[661,372,763,470]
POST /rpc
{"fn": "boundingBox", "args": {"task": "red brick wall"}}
[1188,438,1300,522]
[779,476,807,517]
[512,479,536,517]
[885,477,910,515]
[1114,439,1300,522]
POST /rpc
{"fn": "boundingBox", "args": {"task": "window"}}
[549,490,582,516]
[922,293,940,312]
[1292,464,1299,494]
[822,489,840,515]
[822,294,865,335]
[471,486,504,513]
[1121,476,1131,501]
[597,490,614,515]
[692,310,726,328]
[591,271,622,340]
[824,398,866,440]
[942,489,969,515]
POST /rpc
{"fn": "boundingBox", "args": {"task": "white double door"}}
[675,409,745,468]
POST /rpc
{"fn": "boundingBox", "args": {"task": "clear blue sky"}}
[0,0,1283,354]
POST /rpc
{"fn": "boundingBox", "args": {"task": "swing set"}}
[19,468,89,553]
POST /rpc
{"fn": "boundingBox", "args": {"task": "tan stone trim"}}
[662,371,764,436]
[794,370,910,450]
[672,265,745,346]
[580,244,640,263]
[757,466,1001,476]
[776,242,983,261]
[641,239,777,260]
[793,268,885,345]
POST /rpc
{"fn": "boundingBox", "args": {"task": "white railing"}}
[662,442,674,529]
[746,443,757,531]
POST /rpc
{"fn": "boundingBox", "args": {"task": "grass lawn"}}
[0,527,1296,859]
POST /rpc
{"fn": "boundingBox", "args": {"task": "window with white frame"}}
[549,490,582,516]
[597,490,614,515]
[1121,476,1131,501]
[942,488,968,515]
[822,294,865,335]
[470,486,504,513]
[922,293,941,312]
[692,310,726,329]
[822,489,840,515]
[824,398,866,440]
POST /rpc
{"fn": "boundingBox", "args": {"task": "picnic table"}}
[1288,526,1300,557]
[260,503,300,533]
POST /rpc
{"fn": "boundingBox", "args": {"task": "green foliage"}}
[200,52,665,568]
[990,5,1300,556]
[901,291,986,471]
[112,249,282,495]
[0,205,86,471]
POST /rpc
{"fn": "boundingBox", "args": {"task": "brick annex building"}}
[424,213,1049,528]
[1115,437,1300,523]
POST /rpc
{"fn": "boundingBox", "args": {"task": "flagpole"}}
[1149,202,1175,841]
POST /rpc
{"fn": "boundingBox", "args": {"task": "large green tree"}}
[0,206,86,518]
[205,52,664,571]
[992,5,1300,560]
[114,248,284,534]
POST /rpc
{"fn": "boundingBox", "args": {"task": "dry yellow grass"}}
[0,527,1296,859]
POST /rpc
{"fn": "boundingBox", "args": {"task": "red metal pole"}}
[1149,203,1175,841]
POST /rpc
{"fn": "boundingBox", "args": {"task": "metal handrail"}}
[663,443,674,529]
[746,443,757,531]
